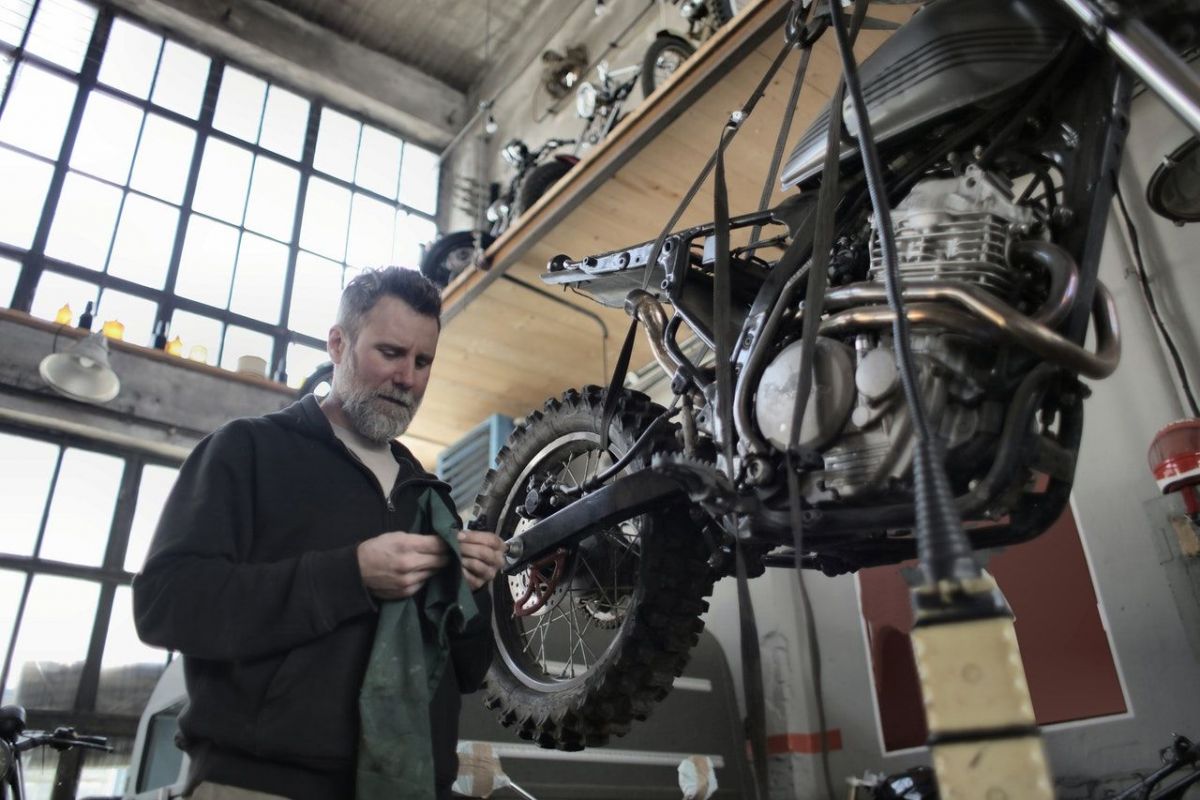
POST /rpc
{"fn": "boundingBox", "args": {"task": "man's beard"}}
[331,353,419,444]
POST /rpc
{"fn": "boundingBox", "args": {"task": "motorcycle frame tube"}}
[1055,0,1200,136]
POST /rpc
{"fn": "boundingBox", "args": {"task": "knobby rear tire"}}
[474,387,715,750]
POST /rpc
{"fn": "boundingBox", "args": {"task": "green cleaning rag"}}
[356,486,479,800]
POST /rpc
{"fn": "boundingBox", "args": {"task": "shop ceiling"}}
[259,0,556,92]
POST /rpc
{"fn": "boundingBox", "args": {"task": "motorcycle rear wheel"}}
[419,230,496,289]
[475,387,715,750]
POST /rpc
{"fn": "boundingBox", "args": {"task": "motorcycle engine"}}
[754,166,1040,502]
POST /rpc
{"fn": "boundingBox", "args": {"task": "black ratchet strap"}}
[599,13,809,457]
[784,3,869,798]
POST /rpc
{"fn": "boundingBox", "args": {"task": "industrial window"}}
[0,0,440,388]
[0,425,180,797]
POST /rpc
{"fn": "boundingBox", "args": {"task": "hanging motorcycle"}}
[420,138,579,288]
[473,0,1200,753]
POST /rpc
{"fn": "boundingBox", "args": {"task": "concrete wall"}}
[672,90,1200,798]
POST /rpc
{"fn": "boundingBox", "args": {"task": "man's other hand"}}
[458,530,505,591]
[357,532,449,599]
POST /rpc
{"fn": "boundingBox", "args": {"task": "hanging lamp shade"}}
[38,332,121,404]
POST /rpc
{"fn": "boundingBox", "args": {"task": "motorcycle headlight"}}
[501,139,527,168]
[486,201,508,223]
[576,82,597,120]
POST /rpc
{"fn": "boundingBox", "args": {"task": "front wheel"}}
[475,387,715,750]
[419,230,496,289]
[641,35,696,99]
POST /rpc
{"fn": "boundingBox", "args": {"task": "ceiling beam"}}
[107,0,468,148]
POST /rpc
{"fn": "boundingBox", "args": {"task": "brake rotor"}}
[508,519,569,618]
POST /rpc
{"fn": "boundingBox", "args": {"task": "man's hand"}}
[357,532,449,600]
[458,530,505,591]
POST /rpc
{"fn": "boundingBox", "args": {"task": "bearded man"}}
[134,267,505,800]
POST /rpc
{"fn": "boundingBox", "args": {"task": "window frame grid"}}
[0,421,180,798]
[3,2,439,383]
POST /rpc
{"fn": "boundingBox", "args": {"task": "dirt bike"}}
[1,705,111,800]
[471,0,1200,754]
[420,138,579,288]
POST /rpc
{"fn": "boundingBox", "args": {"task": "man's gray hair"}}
[336,266,442,341]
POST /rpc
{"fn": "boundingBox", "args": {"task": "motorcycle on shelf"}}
[640,0,727,98]
[473,0,1200,758]
[420,138,579,289]
[574,61,641,147]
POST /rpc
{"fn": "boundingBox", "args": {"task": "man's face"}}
[327,296,440,443]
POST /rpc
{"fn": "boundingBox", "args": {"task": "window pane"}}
[346,192,394,268]
[299,177,350,261]
[259,85,307,161]
[30,270,97,323]
[219,324,273,372]
[170,309,221,364]
[0,572,25,668]
[151,40,208,119]
[45,171,122,270]
[212,66,265,143]
[25,0,96,72]
[0,256,18,305]
[286,341,329,390]
[4,575,100,708]
[313,107,358,181]
[192,139,252,224]
[106,192,179,289]
[24,0,94,72]
[0,146,53,248]
[97,288,157,347]
[0,432,57,557]
[124,464,178,572]
[288,250,340,339]
[98,18,161,99]
[39,447,123,566]
[355,125,401,199]
[393,212,437,269]
[244,156,298,242]
[0,63,77,158]
[78,734,135,797]
[0,0,33,46]
[96,587,168,714]
[398,143,439,215]
[174,214,237,308]
[70,91,142,185]
[229,232,286,323]
[130,113,195,203]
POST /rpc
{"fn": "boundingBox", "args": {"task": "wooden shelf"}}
[407,0,915,465]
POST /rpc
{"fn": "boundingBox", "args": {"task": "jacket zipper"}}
[326,436,450,521]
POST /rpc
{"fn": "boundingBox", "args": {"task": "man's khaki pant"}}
[188,783,290,800]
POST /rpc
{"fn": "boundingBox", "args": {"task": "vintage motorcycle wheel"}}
[515,159,574,217]
[640,34,695,98]
[475,387,715,750]
[419,230,495,289]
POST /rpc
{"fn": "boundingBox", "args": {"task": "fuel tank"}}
[780,0,1070,189]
